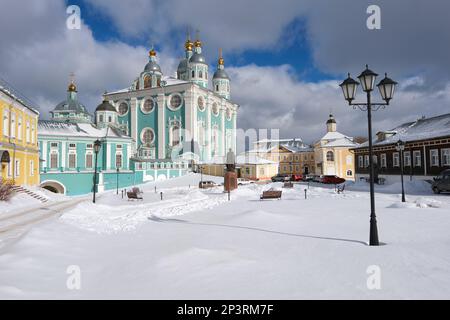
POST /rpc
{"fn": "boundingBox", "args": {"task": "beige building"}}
[200,153,278,181]
[249,139,315,175]
[313,114,358,180]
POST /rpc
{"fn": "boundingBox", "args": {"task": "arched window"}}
[192,70,195,78]
[136,79,140,90]
[326,151,334,162]
[118,102,128,116]
[144,75,151,88]
[140,128,155,146]
[216,84,219,91]
[199,70,203,78]
[157,78,161,87]
[347,170,353,176]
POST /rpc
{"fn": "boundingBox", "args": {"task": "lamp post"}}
[396,139,406,202]
[116,167,120,195]
[340,65,397,246]
[92,139,102,203]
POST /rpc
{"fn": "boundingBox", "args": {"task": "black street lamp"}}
[116,167,120,195]
[92,139,102,203]
[396,139,406,202]
[340,65,398,246]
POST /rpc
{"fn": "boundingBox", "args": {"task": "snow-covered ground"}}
[0,174,449,299]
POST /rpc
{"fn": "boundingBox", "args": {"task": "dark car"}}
[432,169,450,194]
[321,175,346,184]
[271,174,289,182]
[291,174,303,182]
[303,174,314,182]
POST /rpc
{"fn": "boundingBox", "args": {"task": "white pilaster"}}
[106,143,111,170]
[206,93,212,161]
[157,93,166,159]
[130,98,138,148]
[221,102,226,157]
[42,141,47,168]
[61,141,66,168]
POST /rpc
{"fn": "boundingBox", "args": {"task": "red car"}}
[291,174,303,181]
[321,175,346,184]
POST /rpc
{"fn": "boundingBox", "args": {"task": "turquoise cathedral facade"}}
[38,35,238,195]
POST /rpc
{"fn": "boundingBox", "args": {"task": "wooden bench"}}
[260,190,282,200]
[127,191,143,200]
[283,182,294,188]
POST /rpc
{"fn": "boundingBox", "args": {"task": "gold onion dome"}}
[194,39,202,47]
[149,48,157,57]
[185,39,193,51]
[68,81,77,92]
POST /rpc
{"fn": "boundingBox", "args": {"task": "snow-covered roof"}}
[251,138,312,153]
[38,120,131,140]
[318,130,358,148]
[360,113,450,147]
[0,83,39,115]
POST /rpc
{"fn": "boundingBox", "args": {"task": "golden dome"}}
[185,39,193,51]
[218,57,224,65]
[68,81,77,92]
[149,48,157,57]
[194,39,202,47]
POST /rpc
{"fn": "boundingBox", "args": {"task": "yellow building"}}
[0,84,40,187]
[313,115,357,180]
[250,139,315,176]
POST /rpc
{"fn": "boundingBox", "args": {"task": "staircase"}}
[11,186,49,203]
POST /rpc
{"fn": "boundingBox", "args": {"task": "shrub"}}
[0,178,15,201]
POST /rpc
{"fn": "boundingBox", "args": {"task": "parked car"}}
[237,178,255,185]
[271,174,289,182]
[291,174,303,182]
[199,181,218,189]
[303,174,314,182]
[432,169,450,194]
[321,175,346,184]
[311,175,323,183]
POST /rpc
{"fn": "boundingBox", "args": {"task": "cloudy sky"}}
[1,0,449,143]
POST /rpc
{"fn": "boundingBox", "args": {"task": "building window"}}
[216,84,219,91]
[192,70,195,78]
[245,167,250,175]
[10,113,15,138]
[212,103,219,116]
[50,153,58,169]
[142,99,155,114]
[144,75,151,88]
[3,110,9,136]
[99,114,104,122]
[413,151,421,167]
[404,151,411,166]
[347,170,353,176]
[199,70,203,78]
[86,153,93,168]
[108,116,112,122]
[430,149,439,167]
[169,94,182,110]
[380,154,387,168]
[393,152,400,167]
[326,151,334,162]
[442,148,450,166]
[69,143,76,149]
[170,125,181,146]
[115,153,122,169]
[198,96,205,111]
[86,143,93,149]
[358,156,363,168]
[140,128,155,145]
[259,167,265,176]
[18,116,22,140]
[50,142,58,148]
[118,102,129,116]
[30,160,34,176]
[26,121,30,143]
[364,155,370,167]
[68,153,76,168]
[31,124,35,144]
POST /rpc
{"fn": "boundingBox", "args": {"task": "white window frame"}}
[68,152,77,169]
[3,110,9,136]
[18,116,23,140]
[364,155,370,168]
[358,155,364,168]
[31,123,35,144]
[413,150,421,167]
[442,148,450,166]
[115,152,123,169]
[15,159,20,177]
[85,152,93,169]
[50,152,59,169]
[430,149,439,167]
[404,151,411,167]
[393,152,400,167]
[380,153,387,168]
[26,120,30,143]
[10,112,16,138]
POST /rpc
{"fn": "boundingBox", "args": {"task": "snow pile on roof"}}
[38,120,130,139]
[251,138,313,153]
[318,131,358,148]
[107,76,189,95]
[361,113,450,147]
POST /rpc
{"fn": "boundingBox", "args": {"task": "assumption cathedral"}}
[36,34,239,195]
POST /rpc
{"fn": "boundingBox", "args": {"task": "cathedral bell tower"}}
[212,48,231,100]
